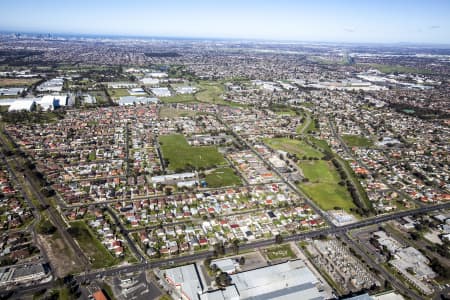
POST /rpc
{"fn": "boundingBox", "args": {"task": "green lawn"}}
[266,244,296,260]
[365,63,432,75]
[159,134,227,171]
[107,88,130,99]
[274,109,297,116]
[68,221,117,269]
[264,138,323,159]
[205,167,242,187]
[308,137,332,153]
[159,107,198,118]
[160,93,197,103]
[298,160,356,212]
[90,90,109,105]
[342,135,373,147]
[300,160,339,182]
[195,81,225,104]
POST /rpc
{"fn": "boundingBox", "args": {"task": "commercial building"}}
[151,87,171,97]
[118,96,159,106]
[151,172,197,186]
[164,264,204,300]
[168,260,326,300]
[8,99,36,112]
[229,260,325,300]
[38,94,70,110]
[210,258,238,274]
[0,264,48,286]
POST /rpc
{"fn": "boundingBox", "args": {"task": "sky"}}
[0,0,449,44]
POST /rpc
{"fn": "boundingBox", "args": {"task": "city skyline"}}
[0,0,449,44]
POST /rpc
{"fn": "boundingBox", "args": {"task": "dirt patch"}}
[0,78,39,87]
[38,233,83,278]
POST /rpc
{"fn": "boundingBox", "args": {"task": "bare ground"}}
[38,233,83,278]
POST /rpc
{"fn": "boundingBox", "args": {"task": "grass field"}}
[160,80,245,107]
[160,93,197,103]
[342,135,373,147]
[264,138,323,159]
[295,111,310,134]
[0,78,39,87]
[205,167,242,187]
[266,244,296,260]
[365,63,432,75]
[159,106,199,118]
[195,81,225,104]
[298,160,355,212]
[159,134,226,171]
[107,88,130,99]
[68,221,117,269]
[90,90,109,105]
[308,137,332,153]
[274,109,297,116]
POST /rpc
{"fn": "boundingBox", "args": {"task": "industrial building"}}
[166,260,326,300]
[164,264,204,300]
[118,96,159,106]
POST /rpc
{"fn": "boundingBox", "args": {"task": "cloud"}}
[429,25,440,30]
[344,27,355,33]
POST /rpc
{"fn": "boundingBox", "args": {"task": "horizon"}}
[3,30,450,49]
[0,0,449,45]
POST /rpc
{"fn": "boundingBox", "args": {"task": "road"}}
[327,116,424,209]
[105,205,146,262]
[340,234,423,300]
[0,133,91,270]
[216,115,336,228]
[2,116,449,299]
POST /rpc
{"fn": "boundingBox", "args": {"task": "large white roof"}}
[8,99,35,112]
[230,260,323,300]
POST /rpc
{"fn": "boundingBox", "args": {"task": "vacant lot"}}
[264,138,323,159]
[205,167,242,188]
[38,232,82,277]
[342,135,373,147]
[266,244,296,260]
[298,160,355,212]
[159,134,226,171]
[0,78,39,87]
[159,106,198,118]
[68,221,117,269]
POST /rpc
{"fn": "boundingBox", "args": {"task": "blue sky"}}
[0,0,449,44]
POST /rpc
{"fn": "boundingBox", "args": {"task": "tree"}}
[216,272,231,287]
[275,234,283,244]
[231,239,240,254]
[36,218,56,235]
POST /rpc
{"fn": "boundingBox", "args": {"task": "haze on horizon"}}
[0,0,449,44]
